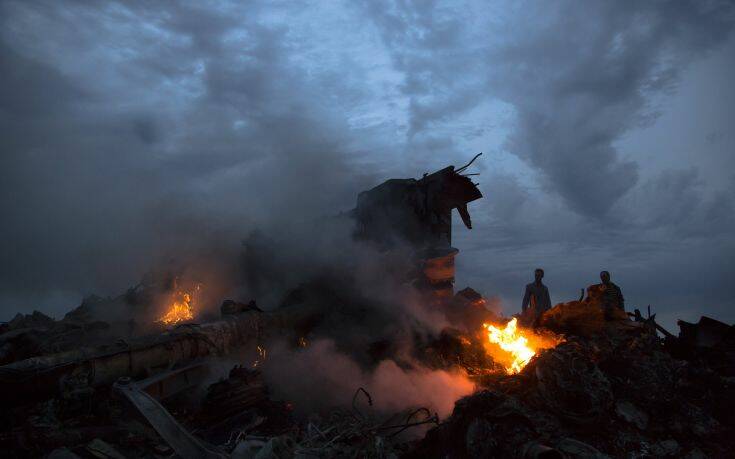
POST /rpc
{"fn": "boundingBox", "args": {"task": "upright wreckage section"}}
[353,154,483,300]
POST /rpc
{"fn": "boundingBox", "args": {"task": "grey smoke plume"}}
[261,339,474,419]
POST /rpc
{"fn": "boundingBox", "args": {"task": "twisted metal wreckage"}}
[1,155,734,457]
[0,157,486,456]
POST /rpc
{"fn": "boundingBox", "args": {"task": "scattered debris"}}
[1,162,733,457]
[409,309,735,458]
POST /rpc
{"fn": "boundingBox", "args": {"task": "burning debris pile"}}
[1,160,733,458]
[410,306,735,458]
[482,318,560,375]
[0,274,209,368]
[157,288,196,326]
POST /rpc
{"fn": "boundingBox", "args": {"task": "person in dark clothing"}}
[597,270,625,319]
[521,268,552,327]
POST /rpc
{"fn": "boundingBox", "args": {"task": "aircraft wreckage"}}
[1,156,734,458]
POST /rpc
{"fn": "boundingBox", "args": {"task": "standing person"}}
[597,270,625,317]
[521,268,552,327]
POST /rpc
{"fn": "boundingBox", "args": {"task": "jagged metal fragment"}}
[113,376,226,459]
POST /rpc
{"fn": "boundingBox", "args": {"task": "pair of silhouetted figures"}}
[521,269,625,327]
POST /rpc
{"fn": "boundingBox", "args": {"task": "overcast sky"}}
[1,0,733,330]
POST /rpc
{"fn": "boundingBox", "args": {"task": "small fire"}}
[483,318,536,374]
[158,289,195,325]
[252,345,267,368]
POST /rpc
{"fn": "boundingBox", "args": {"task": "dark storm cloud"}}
[0,0,373,316]
[363,0,734,217]
[618,167,735,238]
[494,0,735,217]
[0,0,733,328]
[360,0,481,143]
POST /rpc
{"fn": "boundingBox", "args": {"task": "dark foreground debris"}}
[408,310,735,458]
[2,290,733,458]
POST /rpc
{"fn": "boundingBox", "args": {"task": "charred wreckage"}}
[1,155,734,458]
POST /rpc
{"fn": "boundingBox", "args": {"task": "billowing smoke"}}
[233,215,473,417]
[0,1,377,318]
[261,339,474,419]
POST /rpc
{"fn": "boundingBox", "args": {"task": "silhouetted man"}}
[598,270,625,314]
[521,268,552,327]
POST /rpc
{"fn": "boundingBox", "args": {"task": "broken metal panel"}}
[113,377,227,459]
[353,163,483,251]
[137,361,208,401]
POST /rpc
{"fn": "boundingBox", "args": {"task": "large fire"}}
[157,287,197,325]
[482,318,558,374]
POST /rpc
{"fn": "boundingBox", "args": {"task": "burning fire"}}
[482,318,537,374]
[157,287,198,325]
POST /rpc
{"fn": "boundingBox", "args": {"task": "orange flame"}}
[483,318,536,374]
[158,290,195,325]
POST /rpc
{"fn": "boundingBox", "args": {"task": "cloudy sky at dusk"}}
[1,0,734,330]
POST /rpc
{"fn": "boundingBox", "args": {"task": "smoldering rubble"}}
[1,162,734,458]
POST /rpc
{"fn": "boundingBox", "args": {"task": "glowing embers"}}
[482,318,559,374]
[252,345,267,368]
[157,284,201,325]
